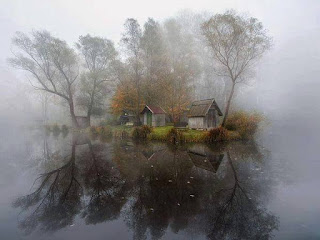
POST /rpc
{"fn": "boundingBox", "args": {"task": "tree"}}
[140,18,168,105]
[202,10,271,126]
[111,79,142,115]
[162,19,199,122]
[76,34,118,124]
[121,18,144,125]
[8,31,80,127]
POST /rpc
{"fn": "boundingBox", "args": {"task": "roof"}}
[188,151,224,173]
[141,105,166,114]
[188,98,223,117]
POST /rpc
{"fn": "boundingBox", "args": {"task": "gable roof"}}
[188,150,224,173]
[141,105,166,114]
[188,98,223,117]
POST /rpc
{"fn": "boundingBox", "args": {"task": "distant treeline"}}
[9,10,271,127]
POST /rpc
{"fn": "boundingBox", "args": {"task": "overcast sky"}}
[1,0,319,62]
[0,0,320,126]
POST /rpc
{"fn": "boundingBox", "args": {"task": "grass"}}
[86,124,246,143]
[149,126,173,141]
[148,126,237,143]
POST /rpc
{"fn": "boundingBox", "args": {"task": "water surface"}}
[0,128,319,240]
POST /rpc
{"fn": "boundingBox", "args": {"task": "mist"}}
[0,0,319,130]
[0,1,320,239]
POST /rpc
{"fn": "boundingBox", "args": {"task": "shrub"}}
[61,124,68,132]
[113,129,129,139]
[99,120,109,127]
[166,128,185,144]
[105,116,119,126]
[205,127,228,143]
[52,124,60,133]
[132,125,153,139]
[99,126,112,137]
[225,111,264,140]
[90,126,99,135]
[44,125,51,132]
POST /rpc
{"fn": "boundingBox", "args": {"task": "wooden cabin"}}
[188,98,223,129]
[140,105,166,127]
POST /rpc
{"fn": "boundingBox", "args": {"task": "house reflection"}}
[188,150,224,173]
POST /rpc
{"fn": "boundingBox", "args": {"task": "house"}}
[119,110,135,125]
[140,105,166,127]
[188,98,223,129]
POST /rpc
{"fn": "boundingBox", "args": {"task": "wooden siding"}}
[188,117,205,129]
[142,112,166,127]
[188,109,218,129]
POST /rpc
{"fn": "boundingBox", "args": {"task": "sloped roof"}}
[188,98,223,117]
[188,151,224,173]
[141,105,166,114]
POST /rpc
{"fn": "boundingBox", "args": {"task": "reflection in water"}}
[13,133,278,239]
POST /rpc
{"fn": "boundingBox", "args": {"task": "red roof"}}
[142,105,166,114]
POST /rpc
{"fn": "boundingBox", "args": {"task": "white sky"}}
[0,0,320,121]
[1,0,319,60]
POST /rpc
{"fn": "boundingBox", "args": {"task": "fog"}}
[1,0,319,130]
[1,1,320,239]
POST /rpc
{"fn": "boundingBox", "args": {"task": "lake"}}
[0,126,319,240]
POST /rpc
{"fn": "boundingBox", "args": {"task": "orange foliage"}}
[111,81,144,115]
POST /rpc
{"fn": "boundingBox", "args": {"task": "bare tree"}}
[76,34,118,125]
[202,10,271,126]
[8,31,80,127]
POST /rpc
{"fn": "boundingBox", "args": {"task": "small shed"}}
[119,110,135,125]
[188,98,223,129]
[140,105,166,127]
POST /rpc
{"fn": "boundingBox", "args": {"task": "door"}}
[207,109,215,128]
[147,112,152,126]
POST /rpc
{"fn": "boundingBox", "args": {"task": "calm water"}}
[0,126,319,240]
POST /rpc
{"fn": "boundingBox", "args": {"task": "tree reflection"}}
[14,136,278,239]
[13,141,82,234]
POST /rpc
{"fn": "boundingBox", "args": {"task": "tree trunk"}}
[87,80,97,127]
[135,77,141,126]
[221,82,235,127]
[69,98,79,128]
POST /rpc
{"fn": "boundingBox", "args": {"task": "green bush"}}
[52,124,60,132]
[99,120,109,127]
[105,116,119,126]
[100,126,112,137]
[44,125,51,132]
[166,128,185,144]
[205,127,228,143]
[225,111,264,139]
[61,124,68,132]
[90,126,98,135]
[132,125,153,139]
[113,129,129,139]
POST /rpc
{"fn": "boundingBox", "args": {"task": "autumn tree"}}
[162,19,200,122]
[121,18,144,125]
[76,34,118,124]
[111,78,141,116]
[9,31,80,127]
[140,18,168,105]
[202,10,271,126]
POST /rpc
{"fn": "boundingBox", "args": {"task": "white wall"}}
[188,117,204,129]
